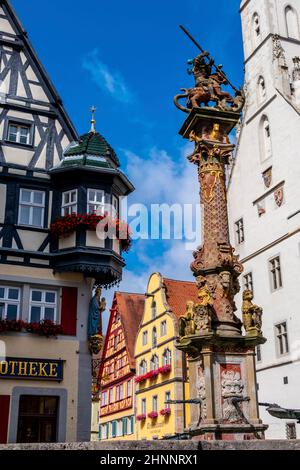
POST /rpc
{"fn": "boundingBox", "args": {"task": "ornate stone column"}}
[175,49,267,439]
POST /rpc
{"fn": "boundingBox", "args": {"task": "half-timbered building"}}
[98,292,144,440]
[0,0,133,443]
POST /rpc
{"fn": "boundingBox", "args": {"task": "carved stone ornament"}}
[242,290,263,336]
[292,57,300,81]
[221,369,244,422]
[272,34,287,67]
[262,167,272,188]
[274,187,284,207]
[88,333,103,355]
[196,367,207,422]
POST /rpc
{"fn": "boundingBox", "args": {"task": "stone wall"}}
[0,440,300,450]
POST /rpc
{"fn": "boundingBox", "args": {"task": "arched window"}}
[152,327,157,348]
[257,76,266,104]
[139,359,147,375]
[162,348,172,366]
[151,300,157,319]
[150,354,159,370]
[285,6,300,39]
[252,13,261,48]
[260,116,272,160]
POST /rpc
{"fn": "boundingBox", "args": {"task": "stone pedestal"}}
[176,108,267,440]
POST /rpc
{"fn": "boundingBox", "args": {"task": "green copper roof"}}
[63,131,120,167]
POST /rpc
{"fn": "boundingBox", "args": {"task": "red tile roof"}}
[115,292,145,369]
[162,278,198,318]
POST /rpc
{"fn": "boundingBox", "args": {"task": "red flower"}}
[158,364,171,374]
[160,408,171,416]
[136,414,146,421]
[147,411,158,419]
[50,212,132,252]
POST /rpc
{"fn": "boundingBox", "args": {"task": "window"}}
[162,348,172,366]
[139,360,147,375]
[257,76,266,104]
[260,116,272,160]
[151,300,157,319]
[252,13,261,49]
[235,218,244,244]
[7,122,31,145]
[0,286,20,320]
[142,330,148,346]
[119,383,124,400]
[101,423,108,440]
[101,391,108,406]
[285,6,299,39]
[275,322,289,355]
[269,256,282,290]
[17,395,58,443]
[150,354,159,371]
[286,422,297,440]
[109,388,114,404]
[115,385,120,402]
[160,320,167,336]
[243,272,253,293]
[256,345,262,362]
[18,189,45,228]
[112,195,119,217]
[127,380,132,397]
[152,327,157,348]
[29,289,57,323]
[165,391,171,405]
[116,419,122,437]
[61,190,77,216]
[152,395,158,413]
[114,334,119,349]
[141,398,146,415]
[87,189,105,214]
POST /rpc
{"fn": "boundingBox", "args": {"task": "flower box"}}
[160,408,171,416]
[158,364,171,375]
[50,213,131,252]
[147,411,158,419]
[145,369,159,379]
[136,414,147,421]
[0,319,63,337]
[135,375,147,384]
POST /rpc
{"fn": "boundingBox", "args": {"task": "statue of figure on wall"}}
[88,287,106,339]
[88,287,106,354]
[193,275,214,333]
[179,301,196,337]
[242,290,263,335]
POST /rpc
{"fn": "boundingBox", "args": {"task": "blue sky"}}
[12,0,244,327]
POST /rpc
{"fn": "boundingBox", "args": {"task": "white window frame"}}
[139,360,147,375]
[275,321,289,356]
[235,218,244,244]
[29,289,57,323]
[87,188,105,215]
[101,423,108,439]
[18,189,45,228]
[269,255,282,291]
[150,354,159,370]
[243,272,254,293]
[152,395,158,413]
[0,286,21,320]
[160,320,167,336]
[141,398,146,415]
[142,330,148,346]
[101,391,108,406]
[109,387,114,404]
[165,391,171,405]
[162,348,172,366]
[112,195,119,217]
[61,189,78,216]
[152,327,157,348]
[7,122,31,145]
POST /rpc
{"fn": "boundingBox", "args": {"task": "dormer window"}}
[7,121,33,145]
[62,190,77,216]
[87,189,105,214]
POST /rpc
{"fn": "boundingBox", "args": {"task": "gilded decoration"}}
[242,290,263,336]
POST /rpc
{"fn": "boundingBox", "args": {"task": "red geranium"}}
[160,408,171,416]
[158,364,172,375]
[136,414,146,421]
[147,411,158,419]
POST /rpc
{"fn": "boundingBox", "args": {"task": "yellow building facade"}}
[134,273,198,440]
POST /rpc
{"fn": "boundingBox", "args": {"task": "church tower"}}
[228,0,300,439]
[0,0,133,443]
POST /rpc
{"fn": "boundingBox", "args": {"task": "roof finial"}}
[90,105,97,133]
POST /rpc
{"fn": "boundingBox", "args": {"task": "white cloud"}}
[82,49,133,104]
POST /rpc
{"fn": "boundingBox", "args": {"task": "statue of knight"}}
[88,287,106,355]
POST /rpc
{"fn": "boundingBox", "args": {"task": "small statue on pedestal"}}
[242,290,263,336]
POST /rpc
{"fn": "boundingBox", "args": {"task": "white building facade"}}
[228,0,300,439]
